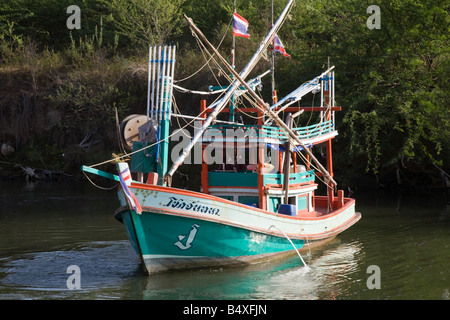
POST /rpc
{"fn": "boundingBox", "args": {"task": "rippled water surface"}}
[1,181,449,300]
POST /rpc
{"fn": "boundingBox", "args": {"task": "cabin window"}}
[287,196,296,205]
[297,195,308,211]
[238,196,259,207]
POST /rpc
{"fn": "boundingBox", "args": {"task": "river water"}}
[0,180,449,300]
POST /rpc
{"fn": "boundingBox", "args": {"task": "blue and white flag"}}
[233,12,250,38]
[118,164,142,214]
[273,34,291,58]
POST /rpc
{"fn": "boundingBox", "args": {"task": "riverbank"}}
[1,158,448,203]
[1,1,448,197]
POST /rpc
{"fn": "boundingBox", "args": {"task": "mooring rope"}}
[269,225,309,269]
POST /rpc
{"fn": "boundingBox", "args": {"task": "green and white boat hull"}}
[115,182,360,274]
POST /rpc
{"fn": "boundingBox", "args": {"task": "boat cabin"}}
[199,94,341,217]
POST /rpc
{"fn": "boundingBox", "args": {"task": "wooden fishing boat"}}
[82,0,360,275]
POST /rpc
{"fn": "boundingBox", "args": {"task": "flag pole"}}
[230,0,236,122]
[232,0,236,69]
[271,0,277,106]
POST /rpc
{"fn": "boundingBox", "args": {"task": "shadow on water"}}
[0,241,143,299]
[1,181,449,300]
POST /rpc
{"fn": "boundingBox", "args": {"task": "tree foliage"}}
[0,0,448,186]
[107,0,186,50]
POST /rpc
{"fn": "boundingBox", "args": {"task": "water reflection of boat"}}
[82,0,360,275]
[253,241,363,300]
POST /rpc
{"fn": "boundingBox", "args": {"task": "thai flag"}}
[119,166,143,214]
[233,12,250,38]
[273,34,291,58]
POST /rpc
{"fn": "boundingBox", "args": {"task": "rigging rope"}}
[174,16,233,83]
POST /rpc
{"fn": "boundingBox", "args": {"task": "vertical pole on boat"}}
[257,106,266,210]
[271,0,277,106]
[230,0,237,123]
[306,153,310,170]
[320,76,324,122]
[283,113,292,205]
[325,57,331,121]
[150,47,157,120]
[332,70,335,126]
[326,137,334,208]
[155,46,162,122]
[156,45,176,186]
[200,100,209,194]
[159,46,167,121]
[232,0,236,69]
[147,46,152,120]
[230,89,236,122]
[169,45,176,120]
[157,46,167,185]
[324,63,334,209]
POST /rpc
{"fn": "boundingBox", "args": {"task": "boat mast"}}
[180,11,338,188]
[283,112,292,204]
[230,0,237,122]
[166,0,295,184]
[232,0,236,69]
[271,0,277,105]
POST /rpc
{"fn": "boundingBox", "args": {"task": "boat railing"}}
[262,170,315,186]
[291,120,334,140]
[202,120,334,143]
[207,170,316,188]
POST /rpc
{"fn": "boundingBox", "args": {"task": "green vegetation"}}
[0,0,448,191]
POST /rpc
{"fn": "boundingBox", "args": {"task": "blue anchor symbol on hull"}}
[174,224,200,250]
